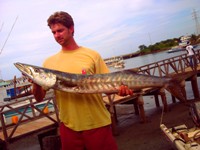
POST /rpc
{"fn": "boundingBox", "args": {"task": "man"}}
[32,11,132,150]
[185,41,196,70]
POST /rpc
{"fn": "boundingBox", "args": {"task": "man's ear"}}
[69,26,74,36]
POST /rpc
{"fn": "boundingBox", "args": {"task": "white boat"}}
[160,124,200,150]
[113,60,125,69]
[179,35,191,47]
[105,56,124,67]
[167,46,185,53]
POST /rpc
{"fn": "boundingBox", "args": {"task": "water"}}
[110,48,189,72]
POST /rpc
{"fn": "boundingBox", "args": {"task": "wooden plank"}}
[0,114,57,140]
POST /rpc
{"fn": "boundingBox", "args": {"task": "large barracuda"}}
[14,62,190,101]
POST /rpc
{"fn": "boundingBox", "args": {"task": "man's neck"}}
[62,38,79,51]
[62,44,79,51]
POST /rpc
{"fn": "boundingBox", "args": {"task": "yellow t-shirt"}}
[43,47,111,131]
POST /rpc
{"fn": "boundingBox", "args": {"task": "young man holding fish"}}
[32,11,132,150]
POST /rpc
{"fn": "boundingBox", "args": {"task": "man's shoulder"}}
[80,47,101,56]
[81,46,97,52]
[45,53,58,61]
[43,52,60,67]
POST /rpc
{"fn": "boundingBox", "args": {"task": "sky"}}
[0,0,200,80]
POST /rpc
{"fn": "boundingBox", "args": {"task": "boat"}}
[167,46,185,53]
[113,60,125,69]
[104,56,124,67]
[167,35,192,53]
[179,35,191,48]
[160,101,200,150]
[3,83,32,101]
[0,80,10,88]
[160,124,200,150]
[1,76,32,101]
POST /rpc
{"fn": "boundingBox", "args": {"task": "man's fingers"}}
[118,85,133,96]
[28,78,33,83]
[129,89,133,96]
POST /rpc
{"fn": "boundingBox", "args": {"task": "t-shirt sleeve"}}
[94,53,110,74]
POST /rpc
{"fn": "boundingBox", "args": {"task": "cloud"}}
[0,0,199,80]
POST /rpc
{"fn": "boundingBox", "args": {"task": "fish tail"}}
[165,83,186,102]
[166,72,195,102]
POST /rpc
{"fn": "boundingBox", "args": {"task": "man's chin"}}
[57,41,64,45]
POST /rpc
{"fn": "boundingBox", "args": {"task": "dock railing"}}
[135,49,200,77]
[0,91,59,142]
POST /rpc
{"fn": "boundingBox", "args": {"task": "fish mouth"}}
[14,62,33,79]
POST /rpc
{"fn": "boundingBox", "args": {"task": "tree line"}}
[138,34,200,55]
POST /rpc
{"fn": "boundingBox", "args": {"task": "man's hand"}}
[32,83,46,102]
[118,85,133,96]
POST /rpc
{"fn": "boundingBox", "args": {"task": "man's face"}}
[50,23,74,46]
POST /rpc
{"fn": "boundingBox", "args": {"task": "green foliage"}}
[138,34,200,55]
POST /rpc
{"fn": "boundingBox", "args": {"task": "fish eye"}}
[34,68,39,73]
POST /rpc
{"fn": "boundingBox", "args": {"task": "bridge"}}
[1,49,200,141]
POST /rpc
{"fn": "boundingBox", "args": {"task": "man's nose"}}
[54,32,60,38]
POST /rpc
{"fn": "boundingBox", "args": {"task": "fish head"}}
[14,62,56,90]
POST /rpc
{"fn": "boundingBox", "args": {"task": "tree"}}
[138,45,147,51]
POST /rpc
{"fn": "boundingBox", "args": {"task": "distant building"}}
[0,80,10,88]
[179,35,191,47]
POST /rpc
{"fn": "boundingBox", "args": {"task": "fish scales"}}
[14,62,194,101]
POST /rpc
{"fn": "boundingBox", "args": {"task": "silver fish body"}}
[14,62,188,101]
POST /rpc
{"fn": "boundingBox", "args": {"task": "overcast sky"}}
[0,0,199,80]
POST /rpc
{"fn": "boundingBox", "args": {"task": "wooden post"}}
[0,112,8,141]
[133,100,139,115]
[137,95,146,123]
[191,74,200,98]
[154,93,160,107]
[180,80,187,102]
[171,95,176,103]
[159,88,168,112]
[13,75,17,98]
[29,98,37,117]
[107,95,119,136]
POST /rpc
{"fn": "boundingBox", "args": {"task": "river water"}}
[110,46,200,72]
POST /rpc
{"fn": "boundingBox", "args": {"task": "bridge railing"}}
[136,49,200,77]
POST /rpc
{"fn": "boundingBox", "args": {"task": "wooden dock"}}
[103,50,200,135]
